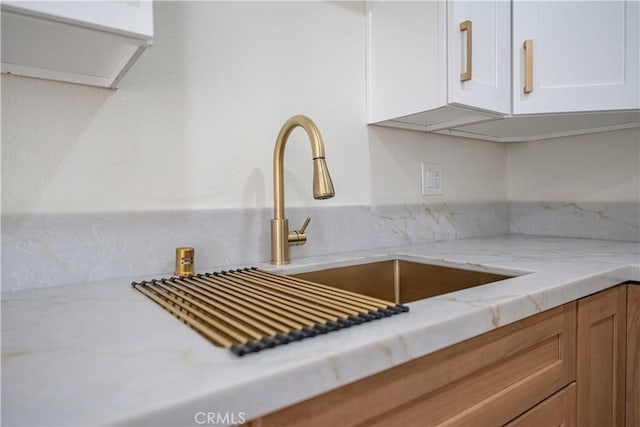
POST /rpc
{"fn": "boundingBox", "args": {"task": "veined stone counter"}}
[2,235,639,426]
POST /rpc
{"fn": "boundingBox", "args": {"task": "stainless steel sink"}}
[292,259,513,304]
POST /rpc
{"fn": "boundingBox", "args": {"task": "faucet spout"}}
[313,157,334,200]
[271,115,335,264]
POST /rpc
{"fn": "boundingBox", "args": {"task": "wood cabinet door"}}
[627,284,640,427]
[577,286,627,427]
[447,0,511,114]
[512,0,639,114]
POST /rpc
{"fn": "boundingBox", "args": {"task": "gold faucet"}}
[271,115,335,264]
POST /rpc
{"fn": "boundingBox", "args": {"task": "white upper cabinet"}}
[447,1,511,115]
[368,0,640,142]
[1,1,153,89]
[512,0,639,114]
[367,1,511,131]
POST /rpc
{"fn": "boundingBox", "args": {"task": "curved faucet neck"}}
[273,115,326,219]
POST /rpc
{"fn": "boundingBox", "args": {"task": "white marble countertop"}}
[2,235,639,426]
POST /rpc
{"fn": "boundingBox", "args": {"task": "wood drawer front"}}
[505,382,576,427]
[251,303,576,427]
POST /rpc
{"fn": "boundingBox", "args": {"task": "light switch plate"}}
[421,163,443,195]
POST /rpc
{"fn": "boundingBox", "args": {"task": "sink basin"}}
[292,259,513,304]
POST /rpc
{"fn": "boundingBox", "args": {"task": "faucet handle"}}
[299,216,311,234]
[288,216,311,247]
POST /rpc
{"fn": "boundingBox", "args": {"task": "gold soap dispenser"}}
[175,247,195,277]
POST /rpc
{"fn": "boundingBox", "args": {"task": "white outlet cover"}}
[421,163,443,196]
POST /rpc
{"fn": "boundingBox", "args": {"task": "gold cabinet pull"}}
[460,20,472,82]
[523,39,533,94]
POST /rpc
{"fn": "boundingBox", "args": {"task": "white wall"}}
[1,1,507,215]
[507,128,640,202]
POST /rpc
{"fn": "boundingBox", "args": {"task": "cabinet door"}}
[366,1,447,123]
[577,286,627,427]
[512,0,639,114]
[448,0,511,114]
[628,284,640,427]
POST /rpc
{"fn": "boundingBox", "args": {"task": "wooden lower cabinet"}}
[249,303,576,427]
[249,284,637,427]
[577,286,627,427]
[627,284,640,427]
[505,382,576,427]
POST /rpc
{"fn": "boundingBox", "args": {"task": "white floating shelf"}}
[1,1,153,89]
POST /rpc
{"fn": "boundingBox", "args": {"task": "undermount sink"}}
[292,259,514,304]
